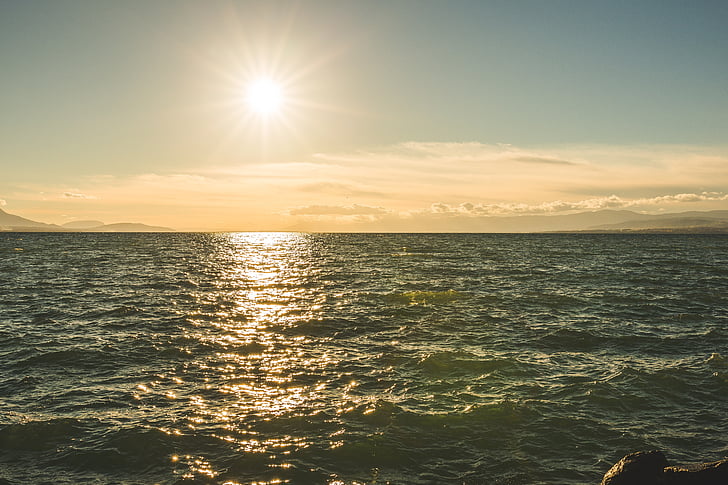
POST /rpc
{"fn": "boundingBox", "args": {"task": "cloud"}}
[288,191,728,231]
[312,141,581,167]
[417,192,728,217]
[5,141,727,231]
[288,204,389,216]
[308,142,728,214]
[511,155,576,165]
[0,199,6,207]
[63,191,96,199]
[633,192,728,205]
[296,182,386,198]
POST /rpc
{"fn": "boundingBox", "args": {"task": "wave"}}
[385,289,465,305]
[0,418,85,451]
[415,351,514,377]
[534,327,602,351]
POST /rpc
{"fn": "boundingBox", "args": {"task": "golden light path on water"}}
[160,233,358,483]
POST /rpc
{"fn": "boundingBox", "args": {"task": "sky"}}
[1,0,727,231]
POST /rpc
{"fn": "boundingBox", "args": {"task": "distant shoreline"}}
[548,227,728,234]
[3,229,728,234]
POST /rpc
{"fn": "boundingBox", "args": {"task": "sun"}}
[245,78,284,116]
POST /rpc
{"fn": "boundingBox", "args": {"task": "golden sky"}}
[2,1,727,231]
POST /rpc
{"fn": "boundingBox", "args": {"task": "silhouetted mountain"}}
[477,209,653,232]
[589,211,728,230]
[582,211,728,233]
[0,208,174,232]
[62,220,105,229]
[87,223,174,232]
[0,208,63,231]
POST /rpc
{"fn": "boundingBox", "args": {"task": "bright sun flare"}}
[246,78,283,116]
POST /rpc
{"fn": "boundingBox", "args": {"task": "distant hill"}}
[62,220,105,229]
[581,212,728,233]
[86,222,175,232]
[593,218,728,231]
[479,209,654,232]
[0,208,63,231]
[288,208,728,233]
[0,208,174,232]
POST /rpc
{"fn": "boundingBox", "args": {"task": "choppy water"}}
[1,233,727,484]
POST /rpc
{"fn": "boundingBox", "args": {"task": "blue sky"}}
[1,0,727,230]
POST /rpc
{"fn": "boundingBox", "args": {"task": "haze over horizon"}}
[2,1,727,231]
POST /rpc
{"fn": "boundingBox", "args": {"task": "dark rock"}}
[601,450,669,485]
[663,457,728,485]
[602,451,728,485]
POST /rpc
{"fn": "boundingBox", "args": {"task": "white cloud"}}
[633,192,728,205]
[0,199,6,207]
[416,192,728,217]
[285,191,728,232]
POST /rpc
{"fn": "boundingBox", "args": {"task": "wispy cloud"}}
[310,142,728,204]
[296,182,386,198]
[312,142,582,167]
[63,192,97,200]
[511,155,576,165]
[288,204,389,216]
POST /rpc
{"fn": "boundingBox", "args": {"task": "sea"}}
[1,232,727,485]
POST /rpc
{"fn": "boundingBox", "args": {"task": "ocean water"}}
[1,232,727,485]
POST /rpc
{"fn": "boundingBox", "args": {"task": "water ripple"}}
[1,233,727,484]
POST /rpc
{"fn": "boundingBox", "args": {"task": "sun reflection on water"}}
[168,232,337,480]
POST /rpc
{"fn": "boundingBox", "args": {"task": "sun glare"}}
[246,78,283,116]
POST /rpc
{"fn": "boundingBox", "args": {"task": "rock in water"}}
[601,450,669,485]
[663,457,728,485]
[601,451,728,485]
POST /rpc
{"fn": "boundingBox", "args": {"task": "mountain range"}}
[3,207,728,233]
[0,208,174,232]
